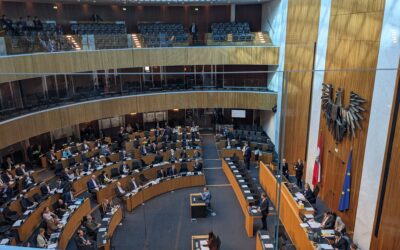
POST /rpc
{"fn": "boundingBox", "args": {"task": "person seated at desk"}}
[149,142,157,154]
[101,145,111,157]
[76,229,96,250]
[47,150,57,168]
[320,211,336,229]
[178,162,187,173]
[87,175,100,193]
[115,181,126,198]
[54,198,68,217]
[1,169,14,184]
[182,139,187,148]
[169,150,177,163]
[157,169,167,179]
[167,165,178,176]
[119,149,130,161]
[98,171,111,185]
[20,192,37,211]
[180,150,188,162]
[60,168,72,182]
[128,176,139,191]
[42,206,61,233]
[119,161,130,175]
[140,144,147,156]
[0,184,13,203]
[331,231,348,250]
[62,148,73,158]
[55,179,67,193]
[334,213,346,233]
[63,189,75,205]
[15,164,28,177]
[23,172,35,189]
[100,199,114,216]
[302,183,316,204]
[83,214,101,240]
[194,159,203,172]
[36,228,49,248]
[2,203,18,222]
[153,151,164,164]
[193,150,201,159]
[40,182,52,197]
[201,187,212,213]
[82,140,90,152]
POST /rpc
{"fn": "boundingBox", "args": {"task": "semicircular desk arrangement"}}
[4,127,206,250]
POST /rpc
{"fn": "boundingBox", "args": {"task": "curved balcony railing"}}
[0,72,277,122]
[0,32,275,56]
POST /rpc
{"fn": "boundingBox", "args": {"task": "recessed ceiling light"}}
[53,5,58,10]
[123,7,127,11]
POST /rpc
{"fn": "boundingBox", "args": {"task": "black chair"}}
[0,214,11,235]
[110,168,120,178]
[138,174,149,185]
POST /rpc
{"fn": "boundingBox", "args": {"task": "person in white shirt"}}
[128,176,139,191]
[115,181,125,198]
[36,228,48,248]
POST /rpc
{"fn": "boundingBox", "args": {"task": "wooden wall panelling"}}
[370,67,400,249]
[0,92,277,149]
[317,0,384,232]
[0,46,280,83]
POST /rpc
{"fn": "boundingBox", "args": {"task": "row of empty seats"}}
[70,22,127,35]
[138,23,188,47]
[211,22,253,42]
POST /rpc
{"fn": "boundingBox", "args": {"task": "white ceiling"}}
[5,0,270,6]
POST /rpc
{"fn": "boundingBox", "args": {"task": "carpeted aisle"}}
[110,134,256,250]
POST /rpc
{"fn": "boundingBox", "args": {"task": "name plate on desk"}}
[239,180,245,183]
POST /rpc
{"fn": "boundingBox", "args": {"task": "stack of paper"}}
[308,221,321,229]
[264,243,273,248]
[260,235,270,239]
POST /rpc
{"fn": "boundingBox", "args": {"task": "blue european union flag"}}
[339,150,352,211]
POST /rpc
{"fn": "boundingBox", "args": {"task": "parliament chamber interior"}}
[0,0,398,249]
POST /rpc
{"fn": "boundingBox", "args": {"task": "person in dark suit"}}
[193,150,201,159]
[149,142,157,154]
[40,182,51,197]
[303,183,316,204]
[20,192,36,211]
[153,151,164,164]
[54,198,68,217]
[167,165,177,176]
[180,150,188,162]
[15,164,27,176]
[119,149,128,161]
[194,159,203,172]
[63,190,75,205]
[115,182,125,198]
[59,168,70,182]
[84,214,101,240]
[1,184,13,203]
[169,150,177,163]
[331,231,348,250]
[87,175,100,193]
[23,173,35,189]
[98,171,111,185]
[282,158,289,180]
[76,229,96,250]
[119,161,130,175]
[1,170,13,183]
[179,163,188,173]
[243,143,252,170]
[258,192,269,230]
[157,169,167,178]
[320,211,336,229]
[128,176,139,191]
[294,159,304,188]
[140,144,147,156]
[190,22,198,43]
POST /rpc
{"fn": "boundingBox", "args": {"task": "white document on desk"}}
[199,240,209,250]
[260,235,270,239]
[99,228,106,232]
[264,243,273,248]
[318,244,334,249]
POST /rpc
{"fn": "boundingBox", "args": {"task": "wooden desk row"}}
[96,160,200,204]
[139,148,202,165]
[219,148,273,163]
[256,230,274,250]
[221,158,262,237]
[259,162,314,250]
[125,174,206,212]
[97,207,123,250]
[216,139,272,152]
[14,194,61,242]
[58,198,92,250]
